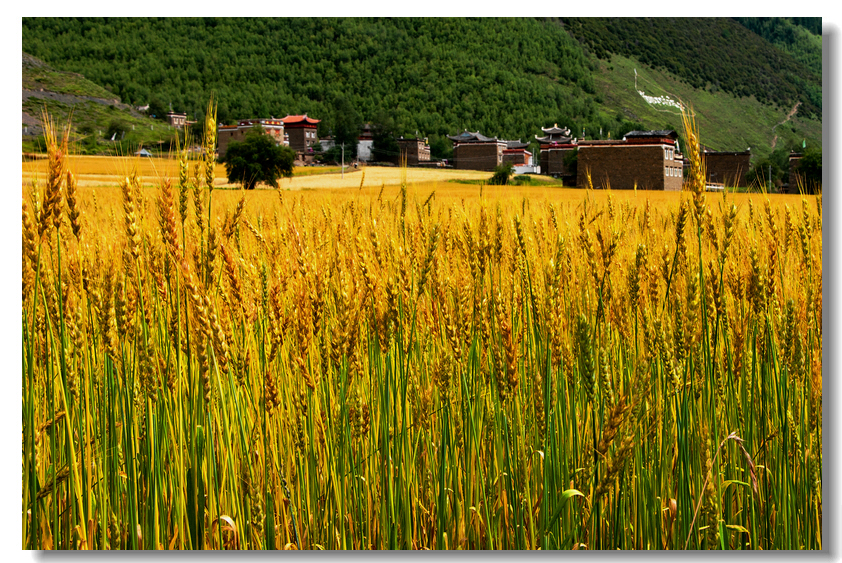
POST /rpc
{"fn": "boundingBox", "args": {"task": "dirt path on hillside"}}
[771,102,801,150]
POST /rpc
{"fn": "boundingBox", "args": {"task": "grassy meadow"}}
[21,111,822,550]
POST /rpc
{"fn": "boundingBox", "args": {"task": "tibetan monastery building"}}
[702,148,751,188]
[502,140,532,166]
[576,130,684,191]
[447,130,507,171]
[281,114,320,153]
[536,124,577,182]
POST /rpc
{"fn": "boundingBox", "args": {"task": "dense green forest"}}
[560,17,821,119]
[734,17,822,76]
[22,17,822,162]
[22,18,606,153]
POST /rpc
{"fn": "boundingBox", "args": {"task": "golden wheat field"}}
[22,155,491,190]
[21,111,821,550]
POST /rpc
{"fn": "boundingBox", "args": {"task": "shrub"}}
[489,162,515,185]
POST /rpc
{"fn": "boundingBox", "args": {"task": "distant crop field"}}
[22,155,492,189]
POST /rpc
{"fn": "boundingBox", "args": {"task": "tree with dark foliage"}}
[222,126,295,189]
[796,147,822,193]
[370,110,400,163]
[489,162,515,185]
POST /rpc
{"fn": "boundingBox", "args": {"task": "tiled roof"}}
[536,135,574,144]
[282,115,320,125]
[541,124,571,136]
[505,140,530,149]
[447,130,498,143]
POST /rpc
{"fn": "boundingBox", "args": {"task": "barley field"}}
[21,110,822,550]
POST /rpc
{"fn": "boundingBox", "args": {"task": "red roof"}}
[282,115,320,126]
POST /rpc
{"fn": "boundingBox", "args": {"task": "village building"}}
[502,140,532,167]
[282,114,320,152]
[702,148,751,188]
[217,118,288,159]
[166,112,189,129]
[536,125,577,184]
[318,135,335,152]
[357,124,374,162]
[396,136,431,166]
[576,130,683,190]
[317,127,376,163]
[447,130,507,171]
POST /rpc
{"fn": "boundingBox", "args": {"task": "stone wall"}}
[703,152,751,187]
[503,151,529,166]
[577,144,683,190]
[541,147,575,176]
[217,128,244,158]
[454,143,501,171]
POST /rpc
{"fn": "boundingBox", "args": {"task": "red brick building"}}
[703,149,751,188]
[536,124,577,181]
[447,130,507,171]
[576,130,683,190]
[217,118,288,158]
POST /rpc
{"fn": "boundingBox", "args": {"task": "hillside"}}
[589,53,822,161]
[21,18,600,151]
[21,17,822,163]
[734,17,823,77]
[22,53,180,155]
[559,17,821,119]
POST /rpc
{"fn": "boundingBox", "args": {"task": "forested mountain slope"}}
[22,17,822,160]
[559,17,821,119]
[22,18,600,146]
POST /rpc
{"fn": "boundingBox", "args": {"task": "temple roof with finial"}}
[536,123,573,144]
